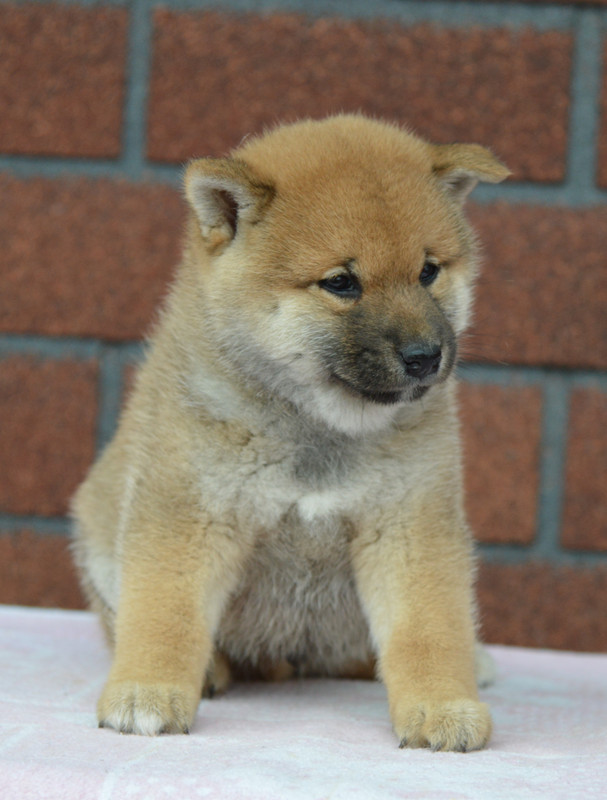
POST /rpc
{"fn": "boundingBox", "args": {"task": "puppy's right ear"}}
[184,158,275,250]
[431,144,510,203]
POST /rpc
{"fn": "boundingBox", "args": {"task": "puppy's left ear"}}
[431,144,510,203]
[184,157,275,249]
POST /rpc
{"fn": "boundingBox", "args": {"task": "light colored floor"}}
[0,606,605,800]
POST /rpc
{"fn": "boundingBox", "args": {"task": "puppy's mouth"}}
[330,373,405,405]
[330,373,433,405]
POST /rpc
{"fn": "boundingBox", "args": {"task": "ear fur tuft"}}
[432,144,510,203]
[184,158,274,247]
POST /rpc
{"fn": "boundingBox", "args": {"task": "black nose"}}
[401,344,442,379]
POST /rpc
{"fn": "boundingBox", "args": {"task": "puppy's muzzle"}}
[400,343,442,381]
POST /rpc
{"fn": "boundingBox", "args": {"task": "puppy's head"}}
[184,116,508,435]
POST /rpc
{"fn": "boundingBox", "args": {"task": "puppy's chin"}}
[298,380,433,436]
[304,385,401,435]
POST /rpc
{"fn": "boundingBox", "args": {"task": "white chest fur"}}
[217,499,370,674]
[296,488,352,523]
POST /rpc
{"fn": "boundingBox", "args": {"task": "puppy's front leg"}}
[98,521,246,736]
[351,506,491,752]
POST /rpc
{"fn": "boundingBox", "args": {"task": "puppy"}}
[72,115,508,751]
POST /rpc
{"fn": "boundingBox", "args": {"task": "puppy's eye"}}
[419,261,441,287]
[319,273,361,298]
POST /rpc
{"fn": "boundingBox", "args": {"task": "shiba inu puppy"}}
[72,115,508,751]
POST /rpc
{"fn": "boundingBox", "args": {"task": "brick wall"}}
[1,0,605,652]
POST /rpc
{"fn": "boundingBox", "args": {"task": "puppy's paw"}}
[98,681,198,735]
[393,698,492,752]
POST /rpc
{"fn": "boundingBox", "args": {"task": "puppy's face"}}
[185,117,508,434]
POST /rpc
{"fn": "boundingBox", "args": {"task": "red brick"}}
[0,176,183,340]
[0,4,127,158]
[562,389,607,552]
[478,562,607,652]
[460,384,542,545]
[148,12,571,182]
[467,204,607,370]
[4,185,604,368]
[0,357,98,516]
[0,530,85,609]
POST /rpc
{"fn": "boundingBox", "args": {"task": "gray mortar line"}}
[0,335,103,360]
[0,515,72,536]
[458,363,607,386]
[94,342,145,450]
[477,542,607,567]
[119,0,153,180]
[532,376,570,559]
[564,9,604,201]
[0,335,144,360]
[133,0,578,29]
[96,346,127,451]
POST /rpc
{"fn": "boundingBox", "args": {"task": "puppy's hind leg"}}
[338,656,377,681]
[202,651,233,698]
[475,641,497,689]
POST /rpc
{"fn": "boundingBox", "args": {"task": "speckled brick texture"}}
[0,176,183,340]
[147,12,571,182]
[562,389,607,552]
[0,4,127,158]
[5,183,603,366]
[478,562,607,652]
[0,2,606,653]
[460,384,542,545]
[0,531,85,609]
[468,204,607,370]
[0,357,98,516]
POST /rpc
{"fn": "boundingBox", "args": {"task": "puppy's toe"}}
[98,681,197,735]
[394,698,492,752]
[395,704,428,749]
[423,699,492,752]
